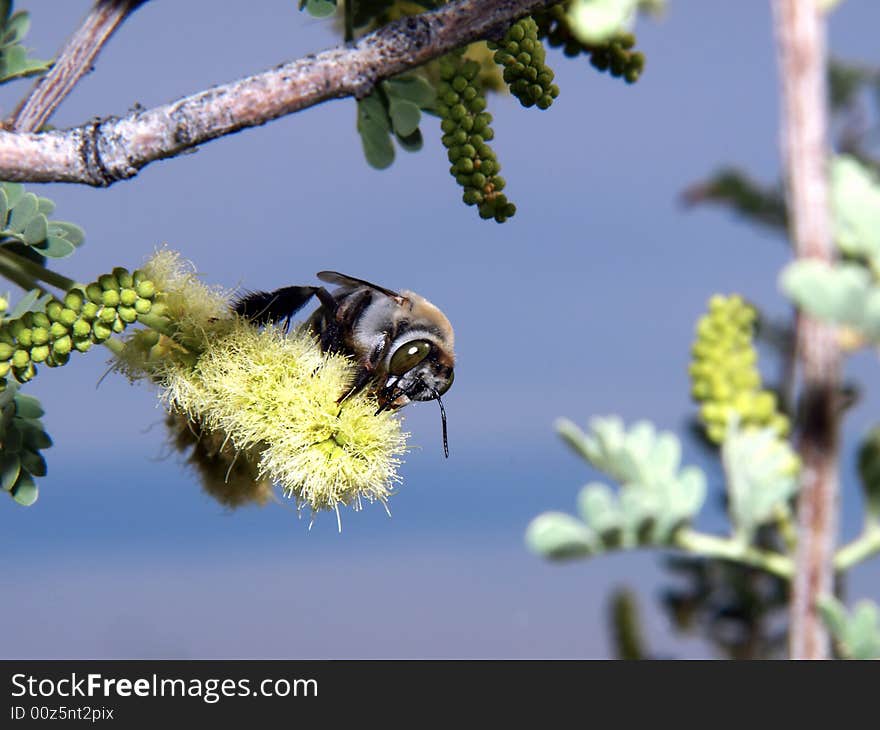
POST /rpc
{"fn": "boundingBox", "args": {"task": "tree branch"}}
[9,0,148,133]
[772,0,840,660]
[0,0,555,186]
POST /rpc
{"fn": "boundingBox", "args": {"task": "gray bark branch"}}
[9,0,147,133]
[0,0,556,186]
[773,0,840,660]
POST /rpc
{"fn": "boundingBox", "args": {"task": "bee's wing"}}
[317,271,402,299]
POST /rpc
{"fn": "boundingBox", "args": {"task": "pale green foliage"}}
[0,3,50,83]
[0,382,50,506]
[831,156,880,265]
[0,183,85,259]
[567,0,639,44]
[722,423,800,543]
[527,417,706,560]
[525,511,596,559]
[781,155,880,342]
[818,596,880,660]
[780,260,880,341]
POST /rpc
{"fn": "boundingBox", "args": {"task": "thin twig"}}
[9,0,148,133]
[674,528,794,580]
[772,0,840,660]
[0,0,555,186]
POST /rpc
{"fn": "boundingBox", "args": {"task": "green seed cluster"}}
[437,53,516,223]
[0,267,157,386]
[689,295,789,444]
[534,4,645,83]
[489,17,559,110]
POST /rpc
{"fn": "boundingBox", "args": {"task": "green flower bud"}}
[136,280,156,299]
[0,361,9,378]
[99,307,117,324]
[117,306,138,324]
[49,321,68,338]
[31,327,49,346]
[46,299,64,322]
[81,301,99,321]
[52,335,72,356]
[16,328,32,348]
[99,273,119,291]
[0,342,12,360]
[112,267,133,289]
[134,298,152,315]
[73,337,92,353]
[32,312,50,329]
[12,349,29,367]
[92,321,112,342]
[64,289,85,312]
[72,319,91,338]
[102,290,120,308]
[86,283,104,303]
[30,345,49,363]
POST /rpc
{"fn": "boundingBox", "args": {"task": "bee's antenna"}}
[424,381,449,459]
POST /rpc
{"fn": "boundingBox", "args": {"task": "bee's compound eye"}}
[389,340,431,375]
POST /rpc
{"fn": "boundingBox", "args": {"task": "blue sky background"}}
[2,1,879,658]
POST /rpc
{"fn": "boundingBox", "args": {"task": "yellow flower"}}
[120,250,409,525]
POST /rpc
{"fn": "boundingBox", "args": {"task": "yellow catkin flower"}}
[690,294,790,444]
[119,250,409,524]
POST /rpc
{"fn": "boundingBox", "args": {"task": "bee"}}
[234,272,455,457]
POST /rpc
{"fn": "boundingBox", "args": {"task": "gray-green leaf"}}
[525,512,597,560]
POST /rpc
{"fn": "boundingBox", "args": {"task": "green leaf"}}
[559,416,706,548]
[0,43,49,80]
[359,119,394,170]
[2,182,23,208]
[358,92,391,132]
[303,0,337,19]
[388,98,420,138]
[568,0,639,45]
[22,212,47,245]
[818,596,880,660]
[780,260,880,341]
[577,482,620,536]
[36,235,76,258]
[13,393,43,419]
[48,221,85,246]
[4,11,29,46]
[857,426,880,520]
[0,451,20,491]
[3,420,22,452]
[11,469,37,506]
[16,418,52,450]
[722,424,800,543]
[395,129,423,153]
[19,448,46,477]
[7,287,40,318]
[525,512,597,560]
[36,196,55,216]
[831,155,880,264]
[0,187,8,227]
[357,92,396,169]
[7,191,37,233]
[385,75,436,108]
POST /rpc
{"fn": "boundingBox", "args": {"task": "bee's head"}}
[376,338,454,456]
